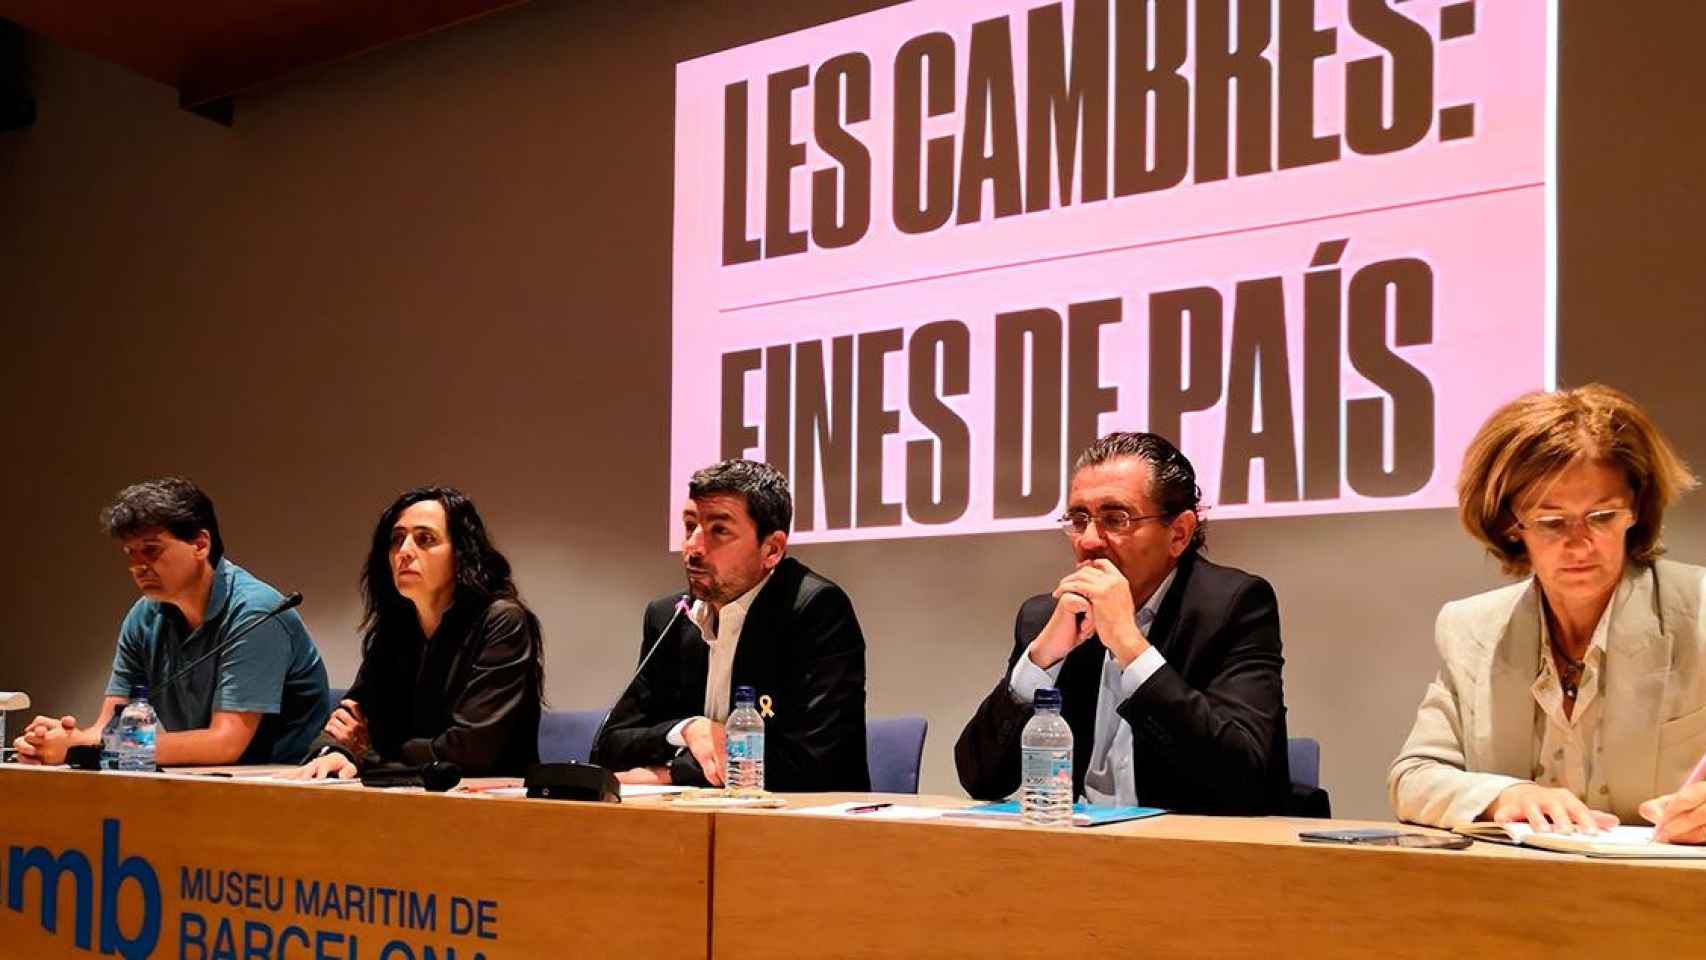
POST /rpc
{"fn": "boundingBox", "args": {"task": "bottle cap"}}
[130,686,150,701]
[734,685,756,705]
[1034,687,1062,710]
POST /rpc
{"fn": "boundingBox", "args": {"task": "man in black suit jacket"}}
[593,460,869,792]
[956,433,1288,814]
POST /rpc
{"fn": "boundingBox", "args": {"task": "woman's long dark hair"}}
[359,485,545,703]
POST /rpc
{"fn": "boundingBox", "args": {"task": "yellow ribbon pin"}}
[758,694,775,719]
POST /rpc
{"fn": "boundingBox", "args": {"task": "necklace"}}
[1551,639,1586,702]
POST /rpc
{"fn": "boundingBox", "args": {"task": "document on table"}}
[1452,822,1706,858]
[783,801,948,821]
[450,783,687,799]
[622,784,688,798]
[234,774,365,787]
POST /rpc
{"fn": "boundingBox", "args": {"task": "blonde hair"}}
[1458,384,1697,576]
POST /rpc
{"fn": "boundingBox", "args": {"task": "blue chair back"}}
[867,715,928,794]
[1285,736,1330,817]
[538,708,607,764]
[1288,736,1321,790]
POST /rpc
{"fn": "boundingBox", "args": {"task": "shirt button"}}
[1599,785,1610,795]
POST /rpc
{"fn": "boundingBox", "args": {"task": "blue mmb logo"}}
[5,818,162,958]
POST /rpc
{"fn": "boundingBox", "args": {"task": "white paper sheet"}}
[783,802,948,821]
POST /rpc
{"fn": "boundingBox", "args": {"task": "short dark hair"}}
[1074,432,1207,553]
[100,476,225,564]
[688,459,793,540]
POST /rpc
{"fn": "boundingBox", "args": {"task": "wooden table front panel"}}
[0,766,710,959]
[711,802,1706,959]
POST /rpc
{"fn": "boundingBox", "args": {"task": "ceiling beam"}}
[0,1,535,121]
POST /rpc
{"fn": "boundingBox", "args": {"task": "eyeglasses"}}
[1513,507,1635,543]
[1057,509,1172,537]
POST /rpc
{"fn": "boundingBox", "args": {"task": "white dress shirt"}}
[1530,602,1611,805]
[666,571,773,746]
[1009,568,1177,806]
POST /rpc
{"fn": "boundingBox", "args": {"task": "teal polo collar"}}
[203,557,235,624]
[159,557,234,638]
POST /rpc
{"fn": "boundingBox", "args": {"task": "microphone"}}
[588,595,691,764]
[528,595,691,803]
[156,592,303,691]
[360,760,462,792]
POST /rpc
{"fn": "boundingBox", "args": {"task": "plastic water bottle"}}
[724,685,765,791]
[99,697,129,770]
[115,688,157,773]
[1021,687,1073,826]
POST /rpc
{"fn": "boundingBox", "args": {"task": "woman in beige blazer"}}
[1388,384,1706,842]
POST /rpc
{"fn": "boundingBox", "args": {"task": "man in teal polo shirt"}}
[12,477,331,765]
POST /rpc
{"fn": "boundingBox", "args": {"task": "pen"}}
[847,802,892,815]
[1655,745,1706,839]
[455,782,520,794]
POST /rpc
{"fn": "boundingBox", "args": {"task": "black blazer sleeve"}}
[301,650,382,767]
[395,601,540,775]
[954,596,1053,801]
[761,581,869,792]
[1120,575,1286,814]
[591,598,690,771]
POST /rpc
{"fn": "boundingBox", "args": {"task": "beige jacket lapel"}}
[1600,565,1670,816]
[1477,580,1541,779]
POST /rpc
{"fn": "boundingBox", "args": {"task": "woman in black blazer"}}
[289,486,544,779]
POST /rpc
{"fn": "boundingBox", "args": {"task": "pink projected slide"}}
[671,0,1552,546]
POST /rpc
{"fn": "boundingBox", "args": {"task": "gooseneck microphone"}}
[587,594,692,762]
[156,592,304,691]
[527,594,692,803]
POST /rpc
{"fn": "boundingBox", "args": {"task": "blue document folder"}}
[943,801,1167,827]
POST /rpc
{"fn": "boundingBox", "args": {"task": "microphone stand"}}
[155,592,304,691]
[587,596,692,765]
[527,595,691,803]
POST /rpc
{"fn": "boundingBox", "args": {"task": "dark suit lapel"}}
[729,596,772,686]
[728,557,797,708]
[1143,553,1196,662]
[668,609,711,717]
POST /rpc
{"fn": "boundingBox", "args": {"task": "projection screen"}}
[671,0,1553,545]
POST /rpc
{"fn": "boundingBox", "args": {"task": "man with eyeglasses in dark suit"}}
[955,432,1290,814]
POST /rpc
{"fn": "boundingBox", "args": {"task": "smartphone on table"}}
[1299,828,1471,850]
